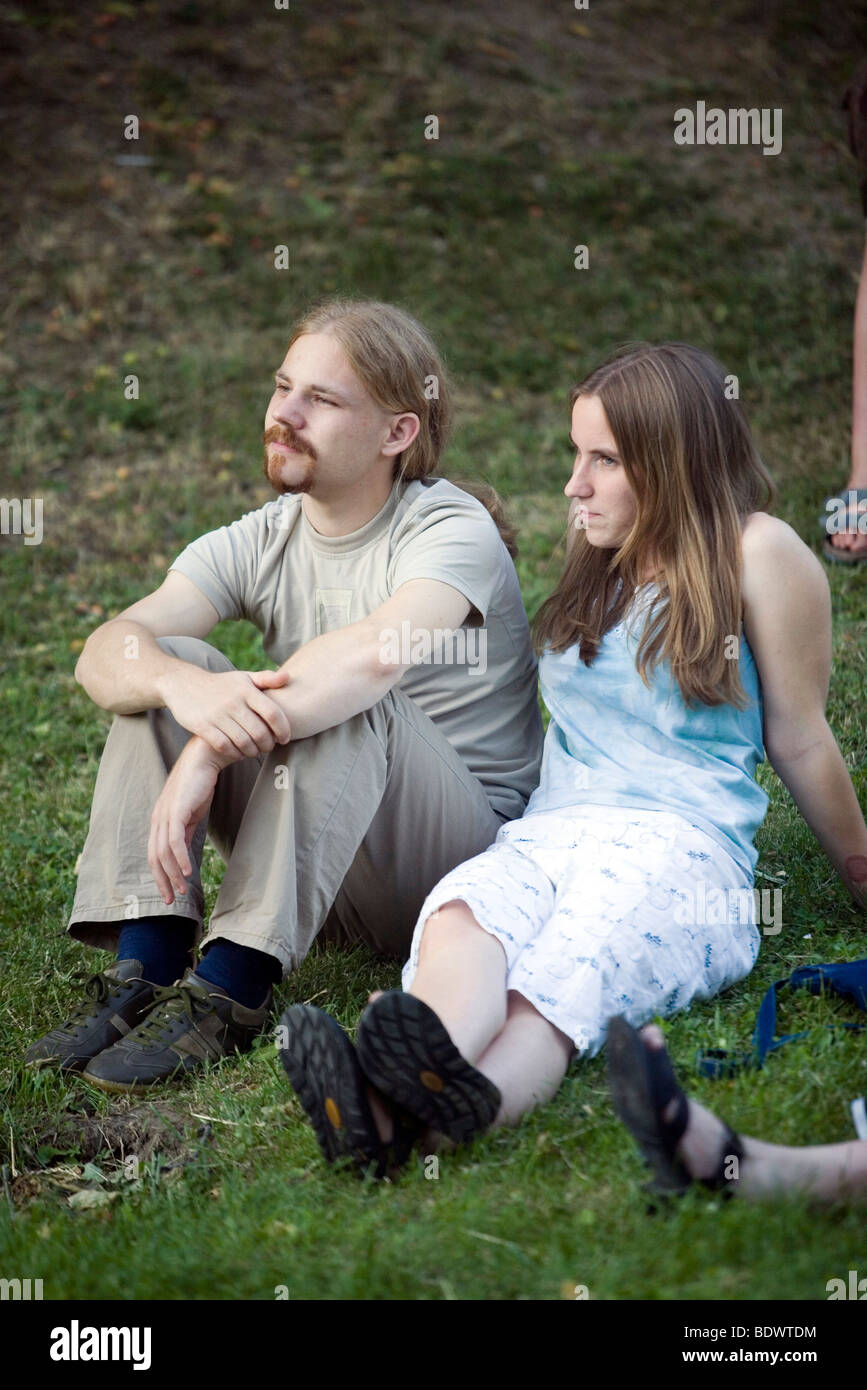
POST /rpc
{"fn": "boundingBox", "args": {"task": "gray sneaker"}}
[82,970,273,1094]
[25,959,159,1073]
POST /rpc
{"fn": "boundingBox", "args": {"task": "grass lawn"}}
[1,0,866,1301]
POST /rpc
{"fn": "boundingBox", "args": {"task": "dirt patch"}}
[35,1100,201,1167]
[6,1101,213,1208]
[33,1100,204,1165]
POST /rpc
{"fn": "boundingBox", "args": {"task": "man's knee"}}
[155,635,235,672]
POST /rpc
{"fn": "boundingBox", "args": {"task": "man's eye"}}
[312,394,334,405]
[274,383,288,393]
[601,456,618,467]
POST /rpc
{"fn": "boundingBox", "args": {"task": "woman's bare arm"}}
[741,513,867,910]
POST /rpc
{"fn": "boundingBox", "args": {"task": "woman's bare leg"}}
[643,1024,867,1201]
[408,901,509,1061]
[365,899,508,1142]
[366,907,572,1141]
[474,991,574,1126]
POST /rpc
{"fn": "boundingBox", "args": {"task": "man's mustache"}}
[263,424,317,459]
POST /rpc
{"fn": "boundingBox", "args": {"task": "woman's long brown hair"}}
[533,343,776,708]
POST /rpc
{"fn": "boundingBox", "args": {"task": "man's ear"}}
[382,412,421,458]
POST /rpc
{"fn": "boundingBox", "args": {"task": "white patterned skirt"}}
[401,805,761,1058]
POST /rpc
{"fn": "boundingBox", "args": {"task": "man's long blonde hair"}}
[533,342,776,707]
[287,298,518,556]
[288,298,450,483]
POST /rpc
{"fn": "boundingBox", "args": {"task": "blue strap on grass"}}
[696,959,867,1079]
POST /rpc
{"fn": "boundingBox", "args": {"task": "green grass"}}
[1,0,866,1301]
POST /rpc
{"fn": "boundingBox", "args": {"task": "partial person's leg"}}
[340,832,556,1148]
[404,905,573,1122]
[275,793,529,1163]
[829,61,867,555]
[852,235,867,491]
[641,1025,867,1202]
[830,233,867,556]
[84,678,508,1091]
[362,981,574,1149]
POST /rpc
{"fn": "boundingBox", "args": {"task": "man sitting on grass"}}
[26,298,543,1092]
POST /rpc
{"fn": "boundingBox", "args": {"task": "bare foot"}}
[830,529,867,553]
[829,489,867,553]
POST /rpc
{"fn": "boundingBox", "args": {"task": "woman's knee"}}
[416,899,495,962]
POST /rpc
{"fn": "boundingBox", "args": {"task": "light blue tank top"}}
[524,586,768,879]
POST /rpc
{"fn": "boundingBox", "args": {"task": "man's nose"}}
[273,391,306,428]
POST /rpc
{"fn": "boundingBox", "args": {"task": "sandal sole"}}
[278,1005,385,1176]
[606,1016,691,1195]
[355,991,501,1145]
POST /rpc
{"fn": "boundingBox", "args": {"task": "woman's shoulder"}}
[740,511,825,578]
[741,510,797,548]
[739,511,829,626]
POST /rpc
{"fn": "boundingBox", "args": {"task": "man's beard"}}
[263,424,316,494]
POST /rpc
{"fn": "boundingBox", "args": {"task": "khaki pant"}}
[68,636,506,976]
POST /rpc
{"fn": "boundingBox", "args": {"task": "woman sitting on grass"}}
[278,342,867,1178]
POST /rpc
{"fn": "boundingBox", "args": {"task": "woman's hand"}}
[742,517,867,914]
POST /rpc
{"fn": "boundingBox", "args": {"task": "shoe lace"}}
[129,979,213,1048]
[62,970,134,1036]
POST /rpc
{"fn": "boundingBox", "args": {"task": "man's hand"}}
[148,740,223,905]
[159,665,292,760]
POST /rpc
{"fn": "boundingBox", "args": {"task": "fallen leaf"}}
[263,1220,298,1238]
[476,40,517,60]
[68,1189,120,1210]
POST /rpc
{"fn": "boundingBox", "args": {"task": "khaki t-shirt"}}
[168,476,544,820]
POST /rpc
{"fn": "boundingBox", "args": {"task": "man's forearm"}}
[74,618,188,714]
[267,618,402,741]
[77,609,398,738]
[769,728,867,908]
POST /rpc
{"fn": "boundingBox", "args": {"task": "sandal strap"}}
[698,1121,746,1196]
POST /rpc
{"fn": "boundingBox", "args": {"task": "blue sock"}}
[196,938,280,1008]
[117,917,195,986]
